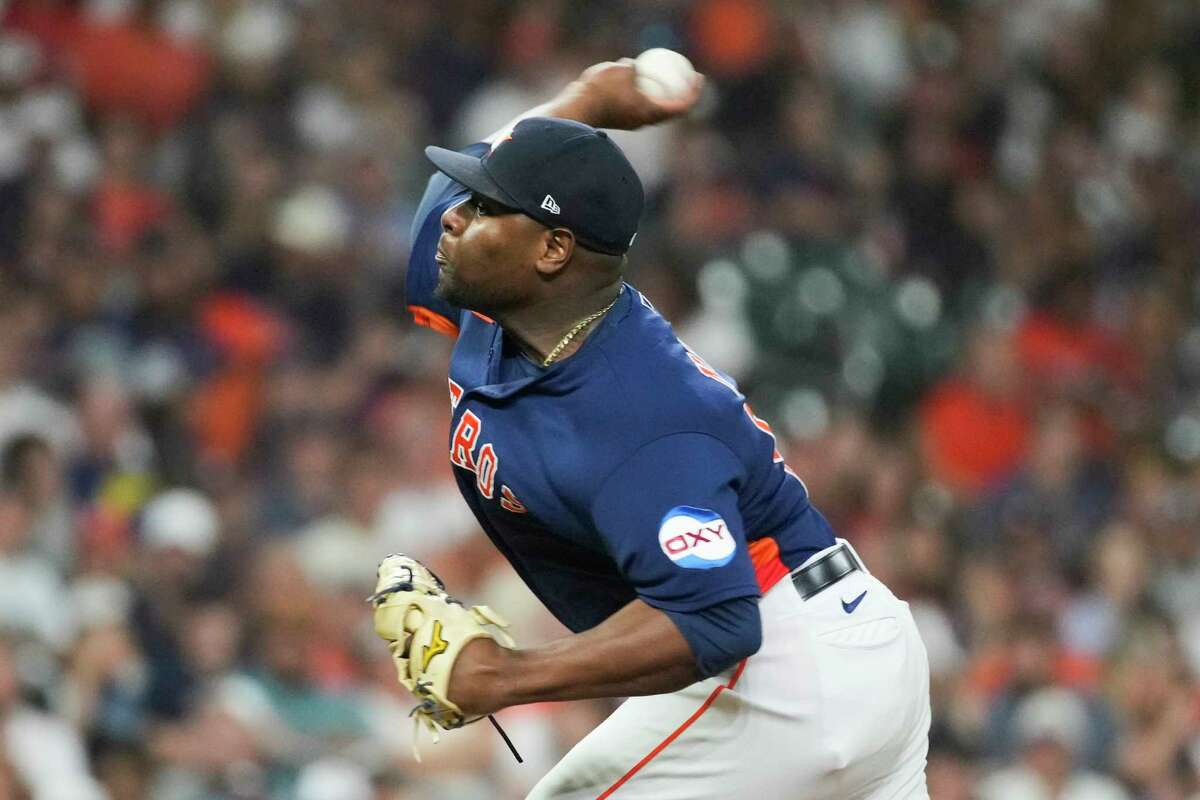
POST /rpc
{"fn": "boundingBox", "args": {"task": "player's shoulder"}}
[547,289,753,505]
[595,287,747,434]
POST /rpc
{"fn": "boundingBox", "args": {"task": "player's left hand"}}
[558,60,704,131]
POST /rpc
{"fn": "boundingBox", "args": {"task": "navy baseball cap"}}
[425,118,644,256]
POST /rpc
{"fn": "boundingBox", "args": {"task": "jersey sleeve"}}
[405,142,489,338]
[664,595,762,677]
[589,432,761,613]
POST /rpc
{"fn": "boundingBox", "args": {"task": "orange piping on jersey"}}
[408,305,459,338]
[749,537,789,594]
[596,659,749,799]
[471,310,495,324]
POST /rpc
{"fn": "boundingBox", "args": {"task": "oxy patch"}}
[658,506,735,569]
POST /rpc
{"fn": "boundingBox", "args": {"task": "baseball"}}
[634,48,697,102]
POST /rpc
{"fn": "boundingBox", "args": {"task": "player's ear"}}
[534,228,576,277]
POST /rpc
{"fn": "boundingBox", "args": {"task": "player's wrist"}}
[545,62,645,131]
[448,637,516,717]
[541,58,701,132]
[544,80,604,128]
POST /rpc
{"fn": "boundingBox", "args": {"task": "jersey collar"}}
[466,283,633,401]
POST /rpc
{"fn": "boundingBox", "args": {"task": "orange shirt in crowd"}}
[919,377,1031,497]
[5,2,211,131]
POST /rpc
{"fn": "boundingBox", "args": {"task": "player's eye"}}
[469,193,518,218]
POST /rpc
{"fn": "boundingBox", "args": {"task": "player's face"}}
[435,193,547,313]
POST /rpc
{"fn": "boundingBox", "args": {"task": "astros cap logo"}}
[489,128,515,154]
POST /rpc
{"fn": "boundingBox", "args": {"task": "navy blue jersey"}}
[407,149,836,633]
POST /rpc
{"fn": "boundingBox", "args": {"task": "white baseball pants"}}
[526,540,931,799]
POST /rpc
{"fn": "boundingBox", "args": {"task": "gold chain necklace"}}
[541,292,621,367]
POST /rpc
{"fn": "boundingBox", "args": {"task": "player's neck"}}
[499,279,623,366]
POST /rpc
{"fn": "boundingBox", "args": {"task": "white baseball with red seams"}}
[634,48,697,103]
[526,540,932,800]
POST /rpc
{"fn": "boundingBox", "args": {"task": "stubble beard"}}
[435,267,516,317]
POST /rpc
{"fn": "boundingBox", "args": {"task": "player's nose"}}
[441,199,469,236]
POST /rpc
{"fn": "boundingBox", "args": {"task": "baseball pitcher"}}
[372,59,932,799]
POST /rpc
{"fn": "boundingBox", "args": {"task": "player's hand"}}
[557,59,704,131]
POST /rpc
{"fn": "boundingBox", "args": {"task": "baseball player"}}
[375,60,931,798]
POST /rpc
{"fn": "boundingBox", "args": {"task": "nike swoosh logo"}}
[841,590,868,614]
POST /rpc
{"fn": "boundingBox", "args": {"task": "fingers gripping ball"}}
[633,48,697,103]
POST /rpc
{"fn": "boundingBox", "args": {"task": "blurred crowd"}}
[0,0,1199,797]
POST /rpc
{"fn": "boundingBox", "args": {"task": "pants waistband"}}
[790,541,863,600]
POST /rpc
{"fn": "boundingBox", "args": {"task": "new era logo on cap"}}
[540,194,560,214]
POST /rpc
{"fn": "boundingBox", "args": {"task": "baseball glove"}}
[369,554,515,757]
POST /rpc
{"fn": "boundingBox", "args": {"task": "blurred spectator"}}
[2,433,73,571]
[216,615,369,795]
[292,444,398,593]
[920,325,1030,497]
[1107,622,1200,797]
[972,403,1118,572]
[977,688,1130,800]
[0,490,75,652]
[0,638,106,799]
[60,601,147,747]
[0,295,80,457]
[257,420,345,535]
[0,0,1197,795]
[295,757,373,800]
[982,614,1116,770]
[1059,522,1160,659]
[925,739,976,800]
[129,488,222,720]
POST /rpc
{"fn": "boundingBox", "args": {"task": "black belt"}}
[791,543,861,600]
